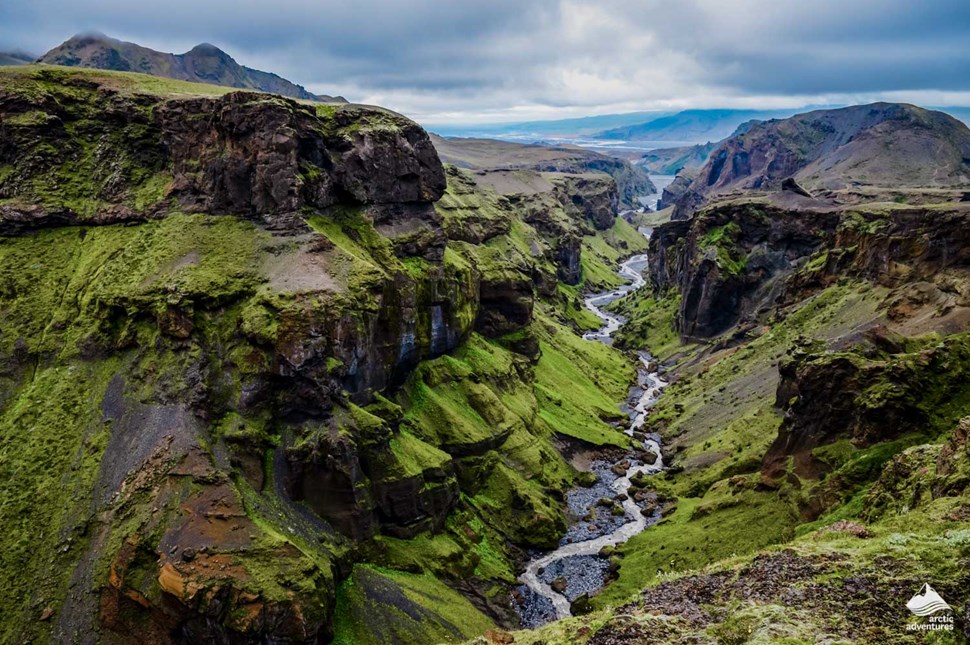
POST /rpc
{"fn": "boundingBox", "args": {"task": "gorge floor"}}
[515,235,670,626]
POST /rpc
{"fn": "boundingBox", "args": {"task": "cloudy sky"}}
[2,0,969,125]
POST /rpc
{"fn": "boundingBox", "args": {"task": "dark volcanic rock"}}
[649,200,970,340]
[0,86,445,234]
[155,92,445,224]
[761,334,970,519]
[657,172,694,211]
[649,203,839,339]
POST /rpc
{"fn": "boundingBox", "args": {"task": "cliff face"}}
[0,67,637,643]
[650,201,970,340]
[763,332,970,489]
[0,74,441,235]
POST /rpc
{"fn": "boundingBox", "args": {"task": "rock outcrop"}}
[657,171,696,212]
[765,334,963,480]
[0,79,443,235]
[650,200,970,340]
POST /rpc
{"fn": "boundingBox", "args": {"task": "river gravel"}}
[514,229,669,626]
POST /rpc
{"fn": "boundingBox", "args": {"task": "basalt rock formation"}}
[0,76,442,235]
[763,332,970,488]
[650,200,970,340]
[656,171,695,212]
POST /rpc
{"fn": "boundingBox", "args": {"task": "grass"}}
[0,64,238,100]
[575,282,890,612]
[533,310,634,447]
[596,482,797,608]
[332,565,496,645]
[608,289,688,361]
[0,359,119,641]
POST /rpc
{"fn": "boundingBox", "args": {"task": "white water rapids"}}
[518,230,669,622]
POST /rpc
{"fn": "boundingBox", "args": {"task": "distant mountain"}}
[38,33,345,102]
[428,111,673,139]
[0,51,33,66]
[639,142,717,175]
[677,102,970,211]
[431,134,656,209]
[594,109,809,143]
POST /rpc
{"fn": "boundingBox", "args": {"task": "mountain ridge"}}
[38,32,345,102]
[593,108,808,143]
[670,102,970,217]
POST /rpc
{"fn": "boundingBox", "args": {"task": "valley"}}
[1,23,970,645]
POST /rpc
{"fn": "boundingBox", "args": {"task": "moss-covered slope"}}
[0,66,643,643]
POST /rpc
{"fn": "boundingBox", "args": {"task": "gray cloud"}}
[1,0,968,123]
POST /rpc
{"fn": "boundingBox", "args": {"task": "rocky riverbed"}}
[515,238,669,627]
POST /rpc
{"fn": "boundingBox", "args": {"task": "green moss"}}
[389,430,452,477]
[533,310,633,447]
[555,282,604,331]
[4,110,56,127]
[696,221,748,276]
[0,214,267,360]
[0,359,119,641]
[468,460,567,548]
[608,289,688,361]
[699,221,741,247]
[332,565,495,645]
[580,234,627,290]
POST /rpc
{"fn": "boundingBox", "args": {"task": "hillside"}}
[668,102,970,217]
[593,108,801,143]
[0,65,651,643]
[431,134,655,209]
[38,32,345,102]
[0,52,33,66]
[474,177,970,645]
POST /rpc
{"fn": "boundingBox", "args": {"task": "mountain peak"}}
[186,42,228,57]
[38,33,345,103]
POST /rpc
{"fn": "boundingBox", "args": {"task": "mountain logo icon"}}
[906,583,952,616]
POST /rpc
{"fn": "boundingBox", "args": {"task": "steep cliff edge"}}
[0,67,643,643]
[649,200,970,340]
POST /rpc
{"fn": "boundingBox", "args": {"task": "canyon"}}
[1,60,970,645]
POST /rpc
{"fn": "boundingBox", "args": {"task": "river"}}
[515,230,669,626]
[640,174,676,212]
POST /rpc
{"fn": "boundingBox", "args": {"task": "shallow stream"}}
[515,230,669,626]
